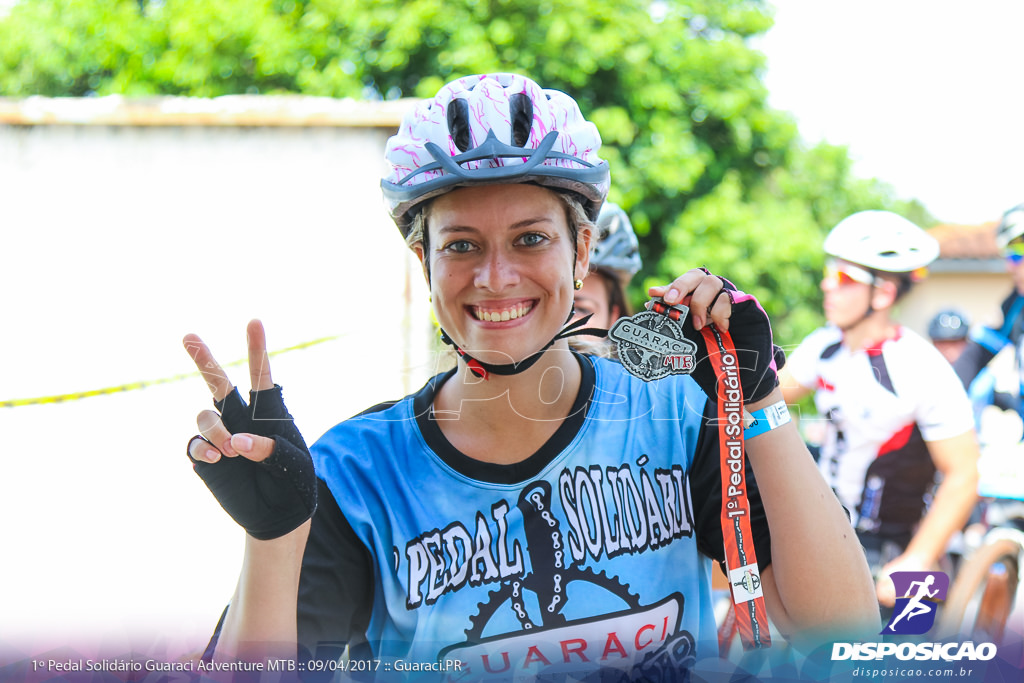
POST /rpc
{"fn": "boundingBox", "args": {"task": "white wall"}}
[899,270,1010,338]
[0,100,440,658]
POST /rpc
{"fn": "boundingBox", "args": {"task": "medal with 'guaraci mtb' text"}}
[608,298,697,382]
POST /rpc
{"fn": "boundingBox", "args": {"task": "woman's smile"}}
[469,300,535,323]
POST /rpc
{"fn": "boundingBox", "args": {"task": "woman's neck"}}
[432,344,584,464]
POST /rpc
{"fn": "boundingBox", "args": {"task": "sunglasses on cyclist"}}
[823,259,876,287]
[1003,243,1024,264]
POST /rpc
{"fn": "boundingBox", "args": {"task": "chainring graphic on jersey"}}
[608,310,697,382]
[438,482,696,681]
[882,571,949,635]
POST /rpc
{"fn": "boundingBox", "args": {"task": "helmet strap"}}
[440,311,607,380]
[839,271,908,333]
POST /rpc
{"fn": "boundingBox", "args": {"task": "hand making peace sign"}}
[183,320,317,540]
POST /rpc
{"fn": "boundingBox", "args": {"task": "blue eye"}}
[519,233,547,247]
[444,240,475,254]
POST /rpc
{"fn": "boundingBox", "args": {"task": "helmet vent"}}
[382,73,611,234]
[509,93,534,147]
[447,98,472,152]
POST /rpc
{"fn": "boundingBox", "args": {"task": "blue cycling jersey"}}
[297,353,772,680]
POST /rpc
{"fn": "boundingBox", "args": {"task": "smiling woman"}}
[181,73,879,678]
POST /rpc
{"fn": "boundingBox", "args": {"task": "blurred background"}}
[1,0,1022,663]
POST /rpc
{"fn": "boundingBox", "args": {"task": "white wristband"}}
[743,400,791,439]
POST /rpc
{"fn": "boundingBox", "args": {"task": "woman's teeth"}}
[474,303,532,322]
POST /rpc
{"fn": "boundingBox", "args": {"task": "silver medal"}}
[608,300,697,382]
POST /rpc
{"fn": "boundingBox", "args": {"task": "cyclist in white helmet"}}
[181,74,877,675]
[780,211,980,609]
[571,201,642,356]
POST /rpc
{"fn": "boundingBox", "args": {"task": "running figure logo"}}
[882,571,949,635]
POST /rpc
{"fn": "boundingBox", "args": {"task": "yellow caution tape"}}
[0,334,343,409]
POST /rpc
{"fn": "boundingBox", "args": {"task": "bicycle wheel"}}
[940,537,1022,642]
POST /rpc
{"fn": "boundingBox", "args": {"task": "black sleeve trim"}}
[297,478,375,660]
[690,400,773,573]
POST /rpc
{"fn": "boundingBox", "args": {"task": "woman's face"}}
[419,184,590,366]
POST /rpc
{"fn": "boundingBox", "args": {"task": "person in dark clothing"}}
[953,203,1024,424]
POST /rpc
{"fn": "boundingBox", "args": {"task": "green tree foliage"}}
[656,141,934,344]
[0,0,930,344]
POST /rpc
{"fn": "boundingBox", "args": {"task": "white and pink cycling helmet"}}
[381,73,610,236]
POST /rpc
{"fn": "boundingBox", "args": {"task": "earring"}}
[574,279,583,290]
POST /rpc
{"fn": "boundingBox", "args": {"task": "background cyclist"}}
[779,211,980,609]
[928,309,971,365]
[571,201,642,356]
[953,202,1024,428]
[928,308,1014,438]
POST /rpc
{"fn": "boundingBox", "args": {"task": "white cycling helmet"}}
[591,202,642,282]
[995,203,1024,249]
[381,73,610,236]
[824,210,939,273]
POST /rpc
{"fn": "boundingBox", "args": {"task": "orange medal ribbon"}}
[700,324,771,651]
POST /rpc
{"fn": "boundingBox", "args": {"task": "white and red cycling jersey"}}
[786,325,974,538]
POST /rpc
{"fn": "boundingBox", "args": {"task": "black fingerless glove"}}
[188,385,317,540]
[680,278,785,404]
